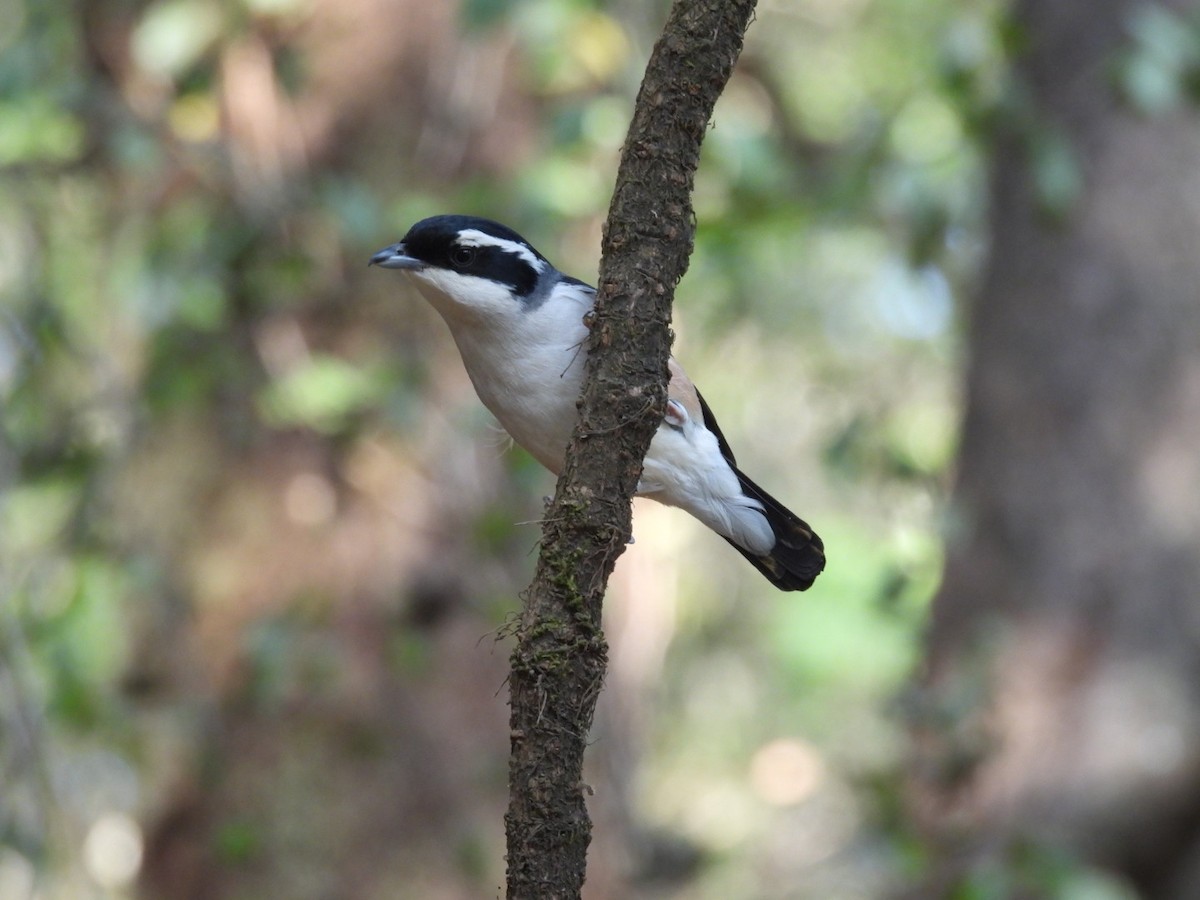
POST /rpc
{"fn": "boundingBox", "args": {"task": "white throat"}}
[406,272,594,472]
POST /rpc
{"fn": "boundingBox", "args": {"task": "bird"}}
[370,215,825,591]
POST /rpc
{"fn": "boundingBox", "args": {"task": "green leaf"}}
[257,355,388,433]
[1030,128,1083,221]
[0,97,84,165]
[132,0,223,80]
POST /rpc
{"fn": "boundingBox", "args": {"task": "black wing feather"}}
[693,387,826,591]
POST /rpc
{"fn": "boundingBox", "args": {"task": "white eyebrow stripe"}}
[456,229,547,272]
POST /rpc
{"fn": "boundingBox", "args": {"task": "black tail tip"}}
[730,466,826,592]
[722,524,825,591]
[748,527,826,591]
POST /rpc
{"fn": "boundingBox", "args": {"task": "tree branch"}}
[504,0,759,897]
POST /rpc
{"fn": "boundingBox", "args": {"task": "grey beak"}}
[369,242,424,270]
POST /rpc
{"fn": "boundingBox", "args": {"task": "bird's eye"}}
[450,246,476,268]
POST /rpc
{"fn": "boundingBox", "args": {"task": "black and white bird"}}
[370,215,825,591]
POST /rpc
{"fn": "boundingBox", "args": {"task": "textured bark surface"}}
[503,0,758,897]
[909,0,1200,896]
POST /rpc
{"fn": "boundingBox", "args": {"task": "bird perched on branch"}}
[370,215,824,590]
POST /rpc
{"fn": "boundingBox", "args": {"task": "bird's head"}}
[370,215,559,322]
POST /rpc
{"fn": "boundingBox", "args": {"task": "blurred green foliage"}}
[0,0,1151,896]
[1114,4,1200,114]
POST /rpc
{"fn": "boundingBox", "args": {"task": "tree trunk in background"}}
[910,0,1200,896]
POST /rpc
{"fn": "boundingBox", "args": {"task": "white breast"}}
[413,274,593,473]
[405,268,774,556]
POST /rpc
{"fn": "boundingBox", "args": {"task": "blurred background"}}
[2,0,1198,897]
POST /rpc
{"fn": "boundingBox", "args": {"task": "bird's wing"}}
[668,357,737,467]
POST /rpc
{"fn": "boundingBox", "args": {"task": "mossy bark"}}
[503,0,758,897]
